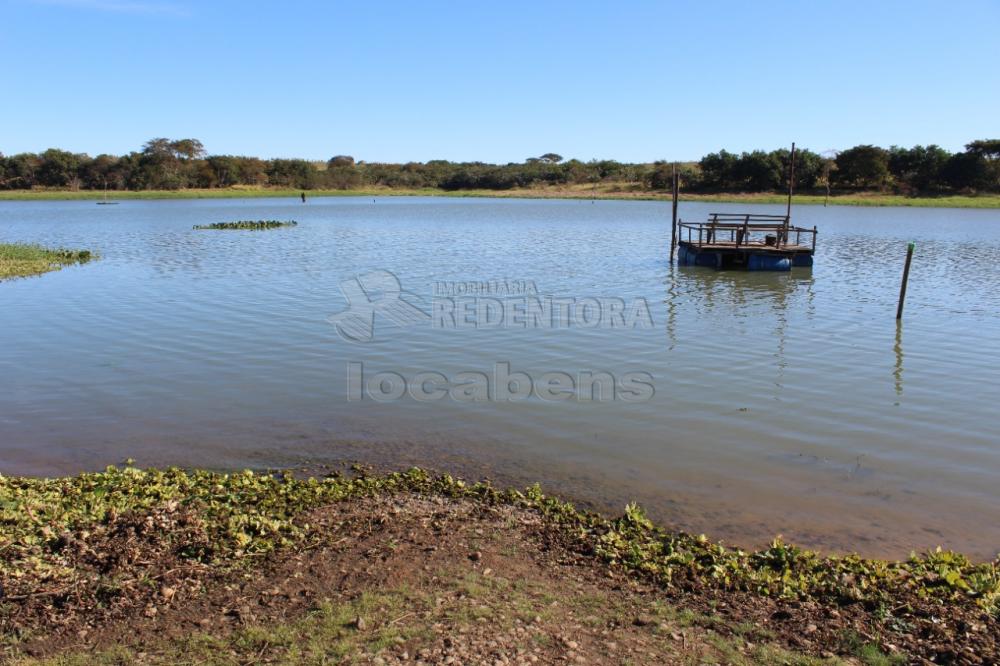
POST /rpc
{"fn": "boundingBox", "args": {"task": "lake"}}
[2,196,998,559]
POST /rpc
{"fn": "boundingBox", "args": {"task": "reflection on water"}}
[894,322,904,398]
[1,198,999,559]
[664,265,817,390]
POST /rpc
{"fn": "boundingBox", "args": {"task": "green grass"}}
[837,630,908,666]
[13,591,421,666]
[9,580,847,666]
[6,563,852,665]
[2,186,999,208]
[0,243,94,280]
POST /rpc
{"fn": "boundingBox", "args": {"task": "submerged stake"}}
[896,241,915,319]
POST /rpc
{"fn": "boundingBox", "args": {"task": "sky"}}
[2,0,998,163]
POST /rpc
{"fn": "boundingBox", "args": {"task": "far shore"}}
[3,185,1000,209]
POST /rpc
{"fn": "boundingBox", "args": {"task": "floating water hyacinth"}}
[0,243,94,280]
[193,220,298,231]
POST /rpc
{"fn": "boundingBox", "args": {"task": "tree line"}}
[1,138,998,194]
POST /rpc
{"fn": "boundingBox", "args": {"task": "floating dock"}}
[668,143,817,271]
[677,213,816,271]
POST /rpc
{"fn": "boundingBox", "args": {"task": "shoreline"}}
[2,465,996,663]
[2,186,1000,209]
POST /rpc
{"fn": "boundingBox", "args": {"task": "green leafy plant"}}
[193,220,297,230]
[1,466,997,626]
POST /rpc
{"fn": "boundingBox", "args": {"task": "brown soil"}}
[5,493,996,665]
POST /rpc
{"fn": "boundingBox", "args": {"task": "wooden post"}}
[783,142,796,247]
[896,242,915,319]
[670,164,679,262]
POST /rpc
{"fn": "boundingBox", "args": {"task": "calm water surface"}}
[2,197,998,559]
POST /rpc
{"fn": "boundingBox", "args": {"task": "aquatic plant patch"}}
[0,243,94,281]
[4,492,877,665]
[1,466,998,611]
[192,220,298,230]
[0,466,996,662]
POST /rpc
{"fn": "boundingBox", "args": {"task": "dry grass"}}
[2,186,999,208]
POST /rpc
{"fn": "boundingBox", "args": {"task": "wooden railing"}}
[679,213,817,251]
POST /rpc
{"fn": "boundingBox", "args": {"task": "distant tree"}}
[941,152,991,191]
[325,168,361,189]
[588,159,627,181]
[233,157,267,186]
[205,155,267,187]
[37,149,87,188]
[645,161,674,190]
[698,150,739,190]
[324,157,361,189]
[4,137,997,195]
[0,153,15,189]
[142,138,173,157]
[887,145,950,192]
[143,138,205,161]
[323,155,360,189]
[816,151,838,198]
[558,158,585,179]
[80,153,126,190]
[171,139,206,160]
[206,155,238,187]
[113,152,143,190]
[733,151,783,191]
[5,154,41,188]
[965,139,1000,159]
[267,159,318,189]
[964,139,1000,191]
[410,160,453,188]
[782,148,823,190]
[327,155,355,168]
[139,138,195,189]
[189,160,219,188]
[834,145,891,190]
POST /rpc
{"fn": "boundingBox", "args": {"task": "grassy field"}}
[2,185,1000,208]
[0,243,93,280]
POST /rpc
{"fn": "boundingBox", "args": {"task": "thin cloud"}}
[29,0,189,16]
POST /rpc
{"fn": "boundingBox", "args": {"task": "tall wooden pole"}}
[896,242,915,319]
[784,142,795,247]
[670,163,679,262]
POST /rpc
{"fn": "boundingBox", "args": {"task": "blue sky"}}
[2,0,998,163]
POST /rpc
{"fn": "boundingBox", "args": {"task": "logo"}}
[327,270,429,343]
[328,270,657,403]
[329,271,654,342]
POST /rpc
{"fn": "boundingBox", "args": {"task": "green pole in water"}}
[670,163,679,263]
[896,241,915,319]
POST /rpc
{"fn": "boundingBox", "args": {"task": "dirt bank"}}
[1,467,995,664]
